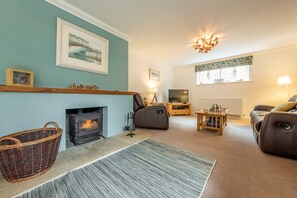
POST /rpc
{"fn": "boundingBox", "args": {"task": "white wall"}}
[128,46,173,102]
[173,45,297,118]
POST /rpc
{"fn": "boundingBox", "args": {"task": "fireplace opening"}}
[80,119,98,130]
[66,107,105,148]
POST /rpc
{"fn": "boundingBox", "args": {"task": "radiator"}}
[199,98,243,116]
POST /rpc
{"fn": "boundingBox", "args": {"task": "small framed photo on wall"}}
[6,68,34,87]
[149,68,160,81]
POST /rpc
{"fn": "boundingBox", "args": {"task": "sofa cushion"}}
[144,99,152,106]
[288,95,297,102]
[270,102,297,112]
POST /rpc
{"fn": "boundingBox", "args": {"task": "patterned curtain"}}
[195,56,253,72]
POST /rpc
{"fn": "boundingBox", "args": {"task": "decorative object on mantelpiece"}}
[124,112,136,138]
[69,83,99,90]
[149,68,160,81]
[277,75,292,99]
[6,68,34,87]
[0,122,62,183]
[193,34,219,53]
[56,18,109,74]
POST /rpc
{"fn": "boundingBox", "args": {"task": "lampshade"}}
[277,75,292,85]
[153,87,159,93]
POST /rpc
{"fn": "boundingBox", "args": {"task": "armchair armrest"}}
[253,105,275,111]
[151,103,166,106]
[260,112,297,132]
[145,105,167,111]
[144,105,169,117]
[259,112,297,158]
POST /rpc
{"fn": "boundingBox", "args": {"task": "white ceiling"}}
[63,0,297,66]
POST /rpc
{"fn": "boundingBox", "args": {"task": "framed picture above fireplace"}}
[56,18,109,75]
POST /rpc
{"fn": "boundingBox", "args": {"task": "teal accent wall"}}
[0,1,132,151]
[0,0,128,90]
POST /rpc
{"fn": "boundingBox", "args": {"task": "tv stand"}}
[166,103,192,116]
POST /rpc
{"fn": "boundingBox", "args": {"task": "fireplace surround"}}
[0,86,134,151]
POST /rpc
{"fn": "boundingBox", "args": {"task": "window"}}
[196,65,250,85]
[195,56,253,85]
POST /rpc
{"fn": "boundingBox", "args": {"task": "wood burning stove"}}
[66,107,104,146]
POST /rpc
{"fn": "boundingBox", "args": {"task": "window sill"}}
[195,80,252,86]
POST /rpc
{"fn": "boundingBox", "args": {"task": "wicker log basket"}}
[0,122,62,183]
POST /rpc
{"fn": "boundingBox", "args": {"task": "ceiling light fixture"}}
[193,34,219,53]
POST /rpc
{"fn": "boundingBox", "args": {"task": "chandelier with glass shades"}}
[193,34,219,53]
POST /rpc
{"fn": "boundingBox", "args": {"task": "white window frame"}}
[196,65,250,85]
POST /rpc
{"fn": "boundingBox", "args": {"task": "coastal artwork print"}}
[56,18,109,74]
[68,33,102,65]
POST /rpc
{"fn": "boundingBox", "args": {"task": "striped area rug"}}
[18,140,216,198]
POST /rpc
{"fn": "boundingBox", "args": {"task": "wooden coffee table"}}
[195,110,228,135]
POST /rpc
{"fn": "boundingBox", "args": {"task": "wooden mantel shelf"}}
[0,85,136,95]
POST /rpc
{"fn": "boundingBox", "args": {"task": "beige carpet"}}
[141,116,297,198]
[1,116,297,198]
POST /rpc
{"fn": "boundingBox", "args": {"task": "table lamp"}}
[151,87,158,103]
[277,75,292,98]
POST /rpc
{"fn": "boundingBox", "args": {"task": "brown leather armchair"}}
[133,93,169,130]
[250,95,297,159]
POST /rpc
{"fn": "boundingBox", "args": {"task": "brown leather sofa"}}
[250,95,297,159]
[133,93,169,130]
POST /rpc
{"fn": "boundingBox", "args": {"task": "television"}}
[168,89,189,103]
